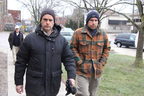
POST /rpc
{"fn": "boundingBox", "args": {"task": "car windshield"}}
[60,27,74,36]
[61,32,71,36]
[130,34,136,40]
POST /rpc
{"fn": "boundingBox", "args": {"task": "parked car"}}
[135,32,144,49]
[24,26,33,33]
[114,33,136,47]
[60,27,74,43]
[4,23,15,31]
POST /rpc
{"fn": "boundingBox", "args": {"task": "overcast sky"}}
[8,0,135,20]
[7,0,75,20]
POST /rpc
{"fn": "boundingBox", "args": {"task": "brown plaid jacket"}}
[70,25,111,78]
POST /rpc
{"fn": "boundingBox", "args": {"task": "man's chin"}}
[89,25,97,29]
[43,28,51,32]
[91,27,97,29]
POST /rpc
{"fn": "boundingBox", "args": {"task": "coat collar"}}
[81,25,102,35]
[35,23,61,38]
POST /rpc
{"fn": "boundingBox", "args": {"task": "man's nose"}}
[46,20,50,24]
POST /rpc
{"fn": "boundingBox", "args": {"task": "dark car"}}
[114,33,136,47]
[4,23,15,31]
[60,27,74,43]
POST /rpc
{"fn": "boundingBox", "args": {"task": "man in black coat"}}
[14,8,76,96]
[8,26,24,64]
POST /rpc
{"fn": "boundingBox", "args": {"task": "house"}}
[8,10,21,23]
[101,11,132,33]
[55,16,68,26]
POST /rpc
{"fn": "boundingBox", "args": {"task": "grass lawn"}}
[62,52,144,96]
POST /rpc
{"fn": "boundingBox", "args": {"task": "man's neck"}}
[46,30,52,36]
[15,31,19,33]
[42,29,53,36]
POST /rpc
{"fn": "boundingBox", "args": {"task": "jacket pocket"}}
[50,70,63,93]
[96,63,104,75]
[27,69,43,77]
[79,41,88,54]
[26,69,43,95]
[96,42,104,55]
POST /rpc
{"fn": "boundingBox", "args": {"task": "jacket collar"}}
[35,23,61,38]
[81,25,102,35]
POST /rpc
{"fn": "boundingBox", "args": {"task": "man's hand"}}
[16,85,23,94]
[69,78,75,87]
[65,79,77,95]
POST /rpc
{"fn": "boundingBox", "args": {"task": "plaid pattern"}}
[70,25,111,78]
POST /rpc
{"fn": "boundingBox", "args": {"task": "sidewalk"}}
[7,49,72,96]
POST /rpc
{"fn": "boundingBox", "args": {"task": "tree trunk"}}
[134,16,144,68]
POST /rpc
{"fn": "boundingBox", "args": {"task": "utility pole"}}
[62,11,64,26]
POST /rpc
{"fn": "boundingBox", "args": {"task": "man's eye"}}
[49,19,53,22]
[43,19,47,21]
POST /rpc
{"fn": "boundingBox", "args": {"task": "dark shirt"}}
[13,32,20,46]
[87,25,97,37]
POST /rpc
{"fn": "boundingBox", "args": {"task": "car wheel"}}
[117,42,122,47]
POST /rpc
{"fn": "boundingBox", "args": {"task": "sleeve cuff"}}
[77,60,83,65]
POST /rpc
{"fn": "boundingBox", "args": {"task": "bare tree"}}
[134,0,143,67]
[16,0,65,25]
[70,8,84,28]
[63,0,130,22]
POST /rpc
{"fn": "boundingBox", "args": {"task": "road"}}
[0,32,9,49]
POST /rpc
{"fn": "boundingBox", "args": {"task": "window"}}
[1,6,2,12]
[60,32,71,36]
[18,14,20,19]
[123,34,130,39]
[59,18,62,21]
[63,18,66,20]
[130,35,136,40]
[116,34,122,38]
[113,25,116,30]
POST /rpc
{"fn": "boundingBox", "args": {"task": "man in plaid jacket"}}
[70,10,111,96]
